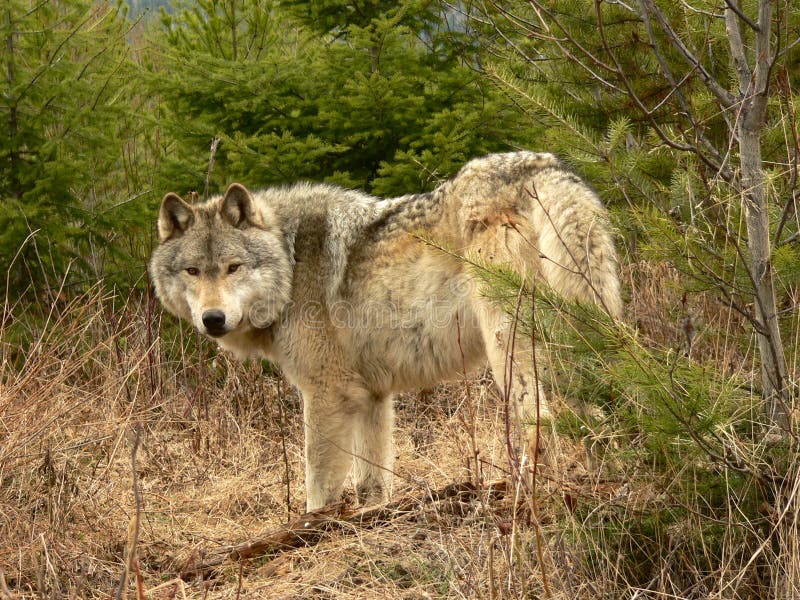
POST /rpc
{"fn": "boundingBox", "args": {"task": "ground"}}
[1,262,790,598]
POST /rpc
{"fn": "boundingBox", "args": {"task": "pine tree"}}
[142,0,532,198]
[467,2,800,594]
[1,1,144,297]
[474,0,800,426]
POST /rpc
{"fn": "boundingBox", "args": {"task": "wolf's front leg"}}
[352,394,394,505]
[302,391,358,511]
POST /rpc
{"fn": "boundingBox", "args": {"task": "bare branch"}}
[725,0,752,91]
[204,137,221,201]
[751,0,774,103]
[773,71,799,245]
[479,2,544,64]
[640,0,736,109]
[680,1,723,19]
[722,0,760,32]
[176,479,509,580]
[635,0,731,178]
[593,1,732,178]
[525,1,624,92]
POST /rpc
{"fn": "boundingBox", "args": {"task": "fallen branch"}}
[177,479,508,580]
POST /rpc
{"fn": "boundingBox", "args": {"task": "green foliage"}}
[475,251,784,593]
[0,1,151,296]
[464,4,800,592]
[143,0,530,197]
[473,1,800,241]
[472,0,800,428]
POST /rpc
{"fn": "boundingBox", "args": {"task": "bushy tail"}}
[528,168,623,319]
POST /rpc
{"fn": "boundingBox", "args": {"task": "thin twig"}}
[528,280,551,598]
[114,427,142,600]
[276,377,292,521]
[640,0,736,108]
[456,312,482,486]
[723,0,760,31]
[204,137,221,201]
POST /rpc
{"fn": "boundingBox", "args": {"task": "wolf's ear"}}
[221,183,260,228]
[158,193,195,242]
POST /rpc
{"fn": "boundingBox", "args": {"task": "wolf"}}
[149,151,622,511]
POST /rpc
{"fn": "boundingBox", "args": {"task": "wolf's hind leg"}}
[352,394,394,505]
[476,301,561,469]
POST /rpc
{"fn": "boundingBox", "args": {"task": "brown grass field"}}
[1,263,798,598]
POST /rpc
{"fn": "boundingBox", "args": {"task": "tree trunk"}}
[739,121,789,428]
[730,0,789,429]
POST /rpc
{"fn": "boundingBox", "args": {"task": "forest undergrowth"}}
[1,260,798,599]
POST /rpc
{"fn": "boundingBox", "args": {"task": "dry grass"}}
[0,285,563,599]
[1,265,798,598]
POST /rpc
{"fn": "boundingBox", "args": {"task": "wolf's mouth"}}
[205,327,229,338]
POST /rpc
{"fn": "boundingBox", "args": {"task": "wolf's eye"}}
[186,267,200,276]
[227,264,241,274]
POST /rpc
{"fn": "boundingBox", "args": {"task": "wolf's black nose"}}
[202,309,226,334]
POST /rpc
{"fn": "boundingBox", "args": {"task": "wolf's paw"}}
[356,480,389,506]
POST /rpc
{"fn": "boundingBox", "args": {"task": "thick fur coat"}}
[149,152,622,510]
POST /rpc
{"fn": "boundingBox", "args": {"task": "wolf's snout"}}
[202,309,227,336]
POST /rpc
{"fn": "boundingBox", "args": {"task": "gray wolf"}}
[149,151,622,510]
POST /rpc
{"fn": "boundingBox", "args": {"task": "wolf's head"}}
[149,183,294,338]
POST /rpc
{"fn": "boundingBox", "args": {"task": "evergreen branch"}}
[525,1,616,73]
[14,5,98,106]
[485,64,599,152]
[614,330,775,485]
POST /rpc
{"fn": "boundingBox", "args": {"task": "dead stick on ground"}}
[178,479,509,580]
